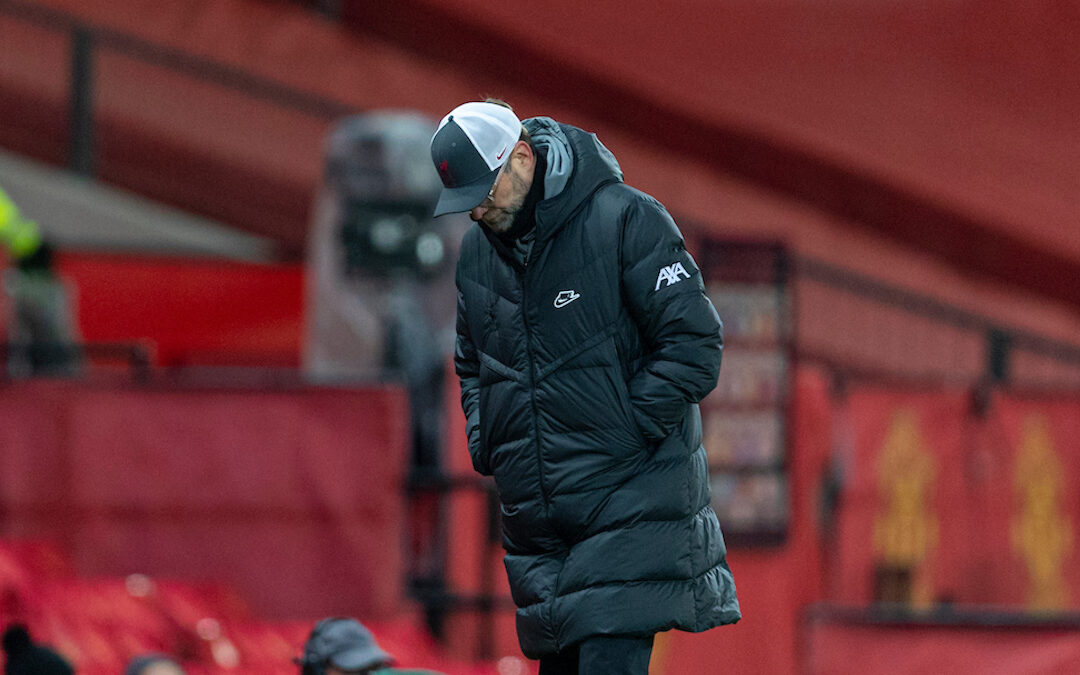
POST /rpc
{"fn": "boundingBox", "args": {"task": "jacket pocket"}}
[608,338,651,454]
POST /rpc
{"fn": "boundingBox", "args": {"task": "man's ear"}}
[512,140,534,169]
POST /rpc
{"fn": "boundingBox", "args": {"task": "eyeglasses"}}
[479,162,506,209]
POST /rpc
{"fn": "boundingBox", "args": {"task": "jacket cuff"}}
[467,428,492,475]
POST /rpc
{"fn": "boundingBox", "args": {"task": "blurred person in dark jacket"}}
[1,624,73,675]
[5,241,82,376]
[0,186,81,377]
[295,617,442,674]
[431,100,740,674]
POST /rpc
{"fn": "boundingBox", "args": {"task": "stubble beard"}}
[481,170,529,234]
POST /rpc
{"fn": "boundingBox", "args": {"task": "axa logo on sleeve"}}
[553,290,581,308]
[655,262,691,291]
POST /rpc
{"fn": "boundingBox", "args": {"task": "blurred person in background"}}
[295,617,443,674]
[1,624,73,675]
[0,186,39,265]
[0,185,81,376]
[124,653,186,675]
[431,100,740,674]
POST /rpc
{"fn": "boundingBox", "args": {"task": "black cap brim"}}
[432,164,500,217]
[330,645,394,671]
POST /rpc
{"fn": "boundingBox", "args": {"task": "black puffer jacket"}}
[454,118,740,658]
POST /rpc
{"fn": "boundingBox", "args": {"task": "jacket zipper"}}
[519,261,550,507]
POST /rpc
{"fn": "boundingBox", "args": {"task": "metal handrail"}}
[0,0,356,121]
[796,256,1080,368]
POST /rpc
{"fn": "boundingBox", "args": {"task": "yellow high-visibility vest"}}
[0,186,41,260]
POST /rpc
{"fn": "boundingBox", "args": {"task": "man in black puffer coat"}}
[431,100,740,674]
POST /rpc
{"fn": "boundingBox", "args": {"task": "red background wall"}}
[806,615,1080,675]
[55,252,304,367]
[0,380,409,620]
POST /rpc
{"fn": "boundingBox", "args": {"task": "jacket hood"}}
[524,117,623,242]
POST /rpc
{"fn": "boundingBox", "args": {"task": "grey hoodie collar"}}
[527,117,574,201]
[523,117,623,243]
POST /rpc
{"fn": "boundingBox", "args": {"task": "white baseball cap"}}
[430,102,522,216]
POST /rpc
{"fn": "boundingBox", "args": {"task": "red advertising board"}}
[832,388,970,607]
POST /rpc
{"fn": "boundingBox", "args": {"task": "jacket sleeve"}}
[454,280,491,475]
[620,196,723,442]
